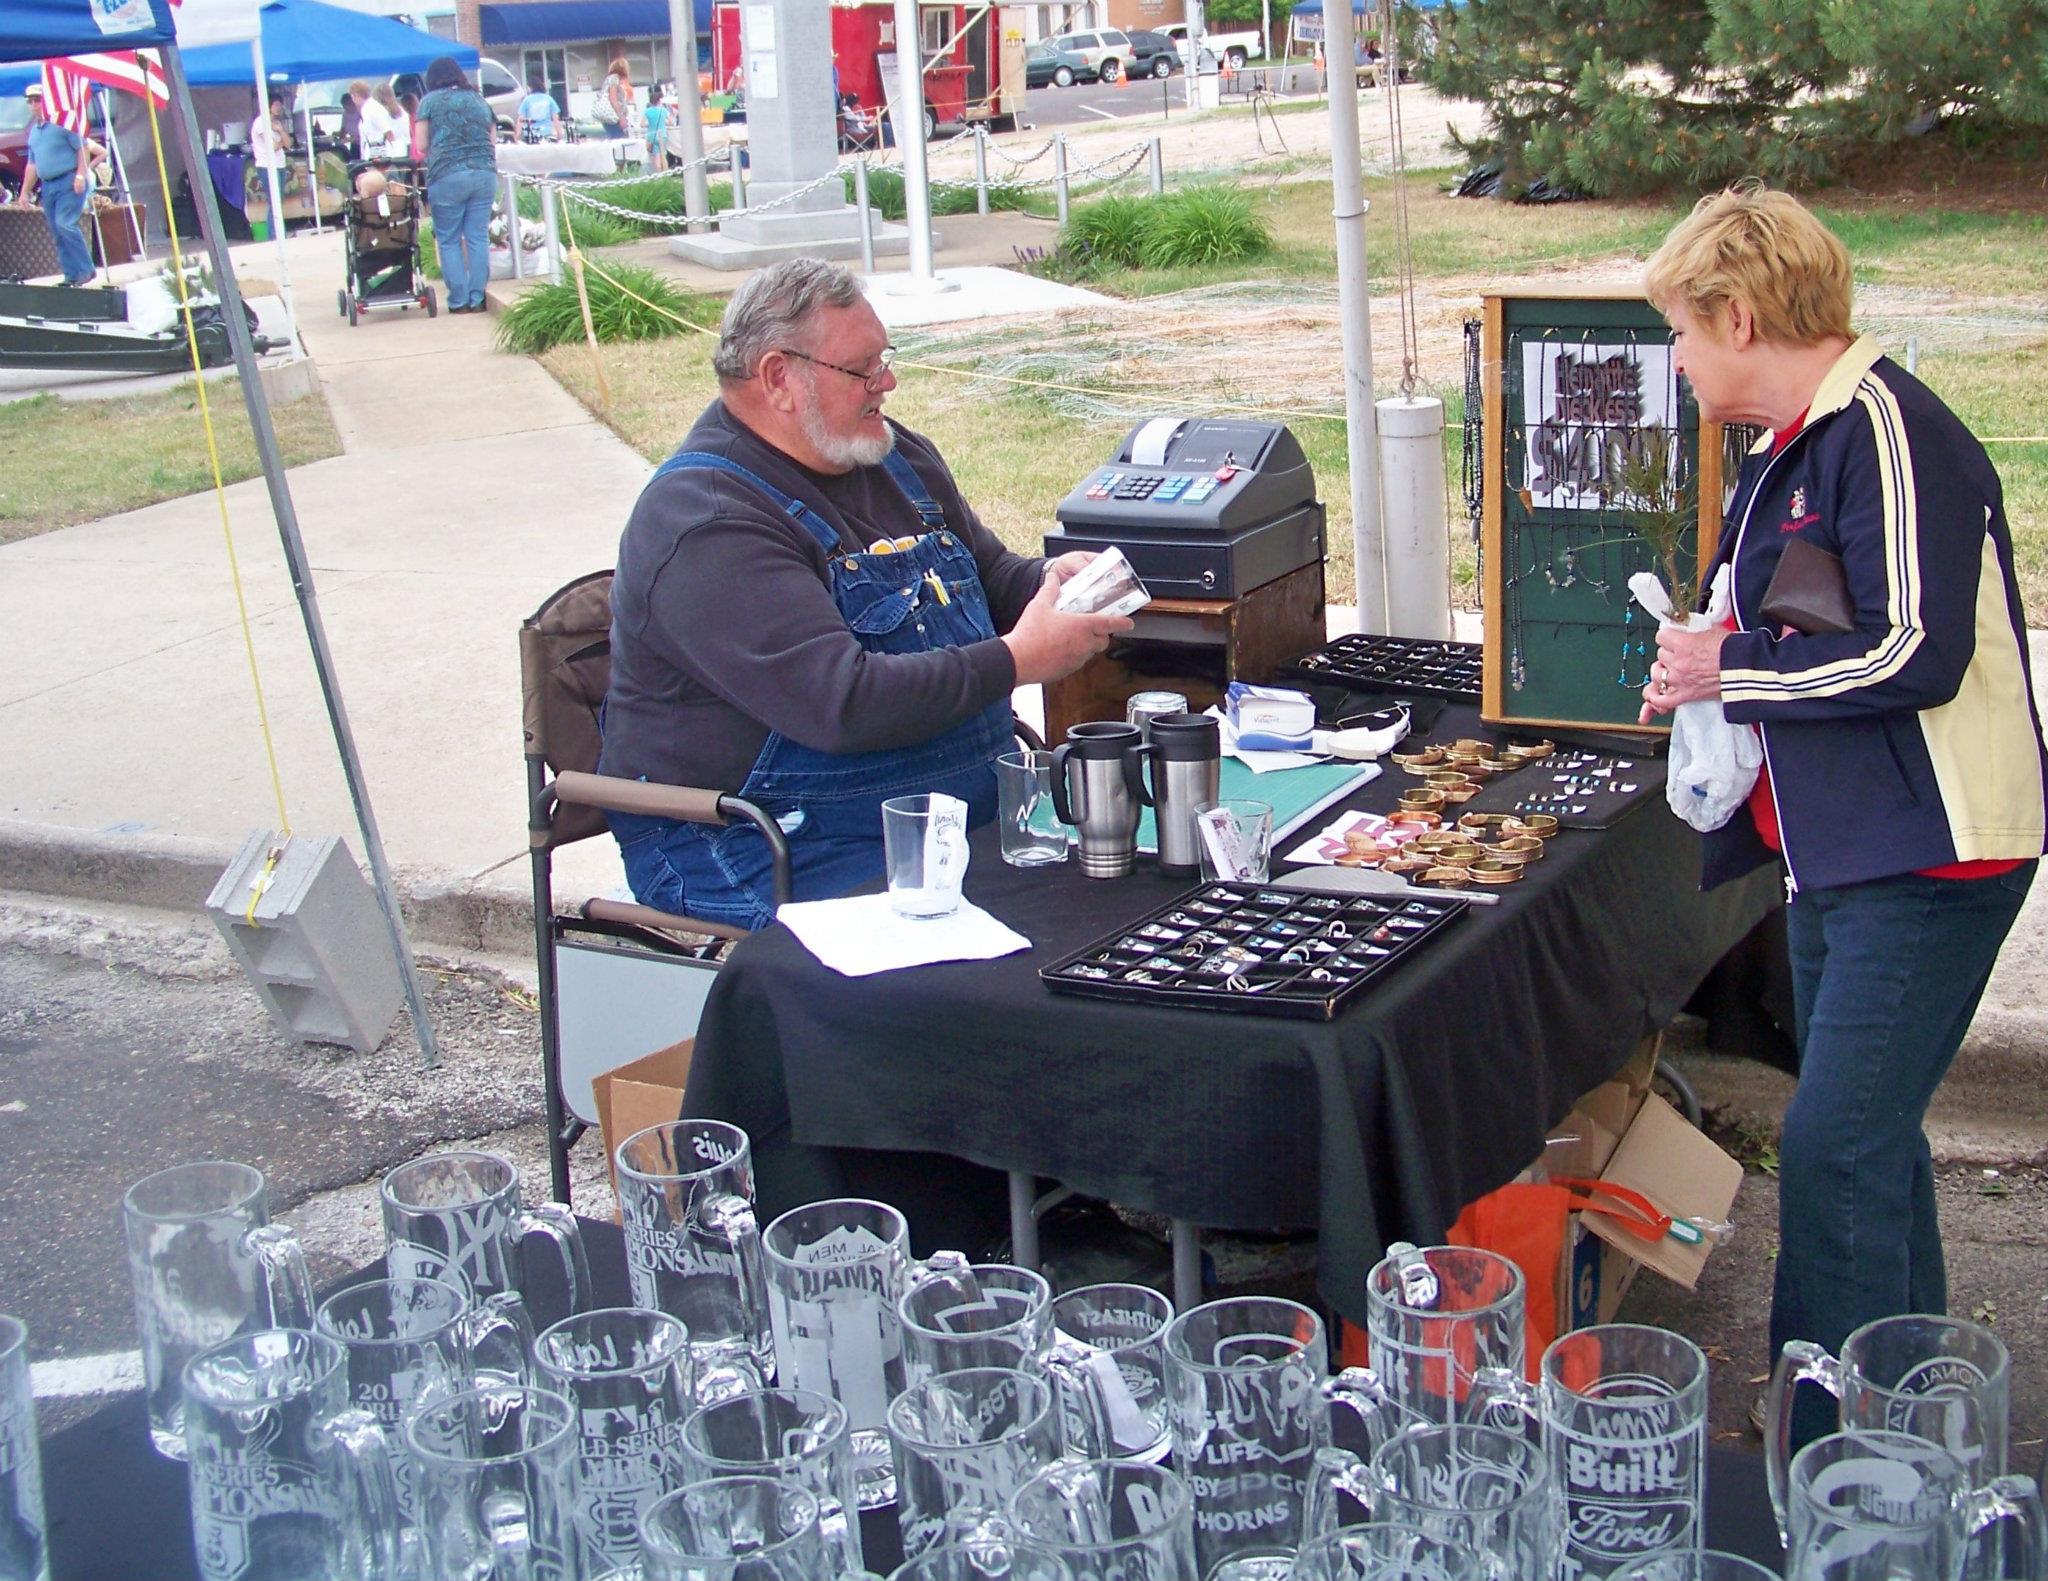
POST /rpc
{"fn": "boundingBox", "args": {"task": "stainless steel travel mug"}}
[1050,722,1152,879]
[1139,713,1222,877]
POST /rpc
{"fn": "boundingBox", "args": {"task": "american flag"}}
[40,51,171,132]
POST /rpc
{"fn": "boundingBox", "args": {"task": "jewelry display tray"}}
[1463,749,1668,830]
[1040,881,1469,1021]
[1276,635,1485,703]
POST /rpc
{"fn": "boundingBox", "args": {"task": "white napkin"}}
[776,894,1031,977]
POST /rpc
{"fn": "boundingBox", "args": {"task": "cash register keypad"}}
[1081,470,1227,504]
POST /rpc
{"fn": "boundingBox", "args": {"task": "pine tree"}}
[1419,0,2048,196]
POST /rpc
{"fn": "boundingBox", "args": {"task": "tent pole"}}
[159,42,441,1069]
[100,88,147,260]
[250,34,297,332]
[302,97,322,234]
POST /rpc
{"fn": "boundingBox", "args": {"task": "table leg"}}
[1171,1220,1203,1312]
[1008,1171,1039,1272]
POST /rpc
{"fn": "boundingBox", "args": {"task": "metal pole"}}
[159,45,439,1067]
[1148,136,1163,196]
[1052,131,1069,225]
[301,98,321,235]
[247,41,296,333]
[854,157,875,274]
[890,0,938,280]
[502,172,523,280]
[541,182,562,277]
[972,127,989,216]
[665,0,712,230]
[729,140,746,209]
[1324,0,1389,629]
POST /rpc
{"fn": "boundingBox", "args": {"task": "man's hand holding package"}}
[1005,571,1132,686]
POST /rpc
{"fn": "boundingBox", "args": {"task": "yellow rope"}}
[143,90,291,919]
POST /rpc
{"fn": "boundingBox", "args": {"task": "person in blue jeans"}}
[414,56,499,313]
[1639,185,2047,1451]
[14,84,97,286]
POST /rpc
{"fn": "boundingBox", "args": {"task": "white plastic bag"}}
[1628,564,1762,833]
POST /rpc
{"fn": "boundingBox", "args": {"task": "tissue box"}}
[1226,682,1316,752]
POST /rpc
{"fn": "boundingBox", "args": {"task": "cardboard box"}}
[592,1039,694,1216]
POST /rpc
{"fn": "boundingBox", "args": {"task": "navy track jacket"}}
[1701,336,2048,893]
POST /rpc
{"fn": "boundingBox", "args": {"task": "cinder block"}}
[205,831,403,1054]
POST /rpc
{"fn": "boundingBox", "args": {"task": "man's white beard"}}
[798,381,895,468]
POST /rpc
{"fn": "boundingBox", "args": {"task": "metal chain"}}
[979,132,1056,168]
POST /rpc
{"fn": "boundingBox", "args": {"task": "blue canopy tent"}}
[179,0,476,86]
[0,0,442,1062]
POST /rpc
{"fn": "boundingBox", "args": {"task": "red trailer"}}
[711,1,1023,140]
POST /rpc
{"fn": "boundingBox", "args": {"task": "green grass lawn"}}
[0,382,343,544]
[541,164,2048,620]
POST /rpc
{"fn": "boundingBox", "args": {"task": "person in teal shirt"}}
[642,84,671,170]
[517,73,560,143]
[14,84,96,286]
[415,57,499,313]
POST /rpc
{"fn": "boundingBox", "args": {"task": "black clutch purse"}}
[1759,538,1855,635]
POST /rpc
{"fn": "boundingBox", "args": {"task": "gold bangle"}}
[1467,859,1523,884]
[1494,835,1545,861]
[1438,784,1480,804]
[1398,789,1446,812]
[1502,814,1560,840]
[1426,770,1472,790]
[1419,864,1473,887]
[1383,852,1434,876]
[1390,810,1444,832]
[1391,746,1445,768]
[1459,812,1514,833]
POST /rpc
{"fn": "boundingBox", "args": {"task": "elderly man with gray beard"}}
[600,256,1129,932]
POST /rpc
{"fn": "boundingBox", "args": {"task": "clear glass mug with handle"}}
[403,1382,581,1581]
[900,1262,1055,1387]
[883,793,971,918]
[1006,1457,1198,1581]
[314,1276,535,1581]
[1355,1421,1562,1580]
[888,1539,1074,1580]
[888,1367,1066,1563]
[124,1160,315,1459]
[762,1198,970,1510]
[1364,1243,1525,1428]
[1046,1283,1174,1464]
[534,1307,696,1576]
[1291,1523,1506,1580]
[181,1328,401,1581]
[1768,1312,2011,1544]
[379,1151,589,1331]
[680,1385,866,1575]
[615,1119,774,1401]
[1468,1323,1709,1581]
[639,1474,830,1581]
[0,1315,47,1581]
[1784,1428,2046,1581]
[996,751,1070,868]
[1159,1296,1400,1578]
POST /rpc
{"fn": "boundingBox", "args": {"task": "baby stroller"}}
[337,160,436,326]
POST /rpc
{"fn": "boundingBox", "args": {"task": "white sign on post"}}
[1519,340,1680,512]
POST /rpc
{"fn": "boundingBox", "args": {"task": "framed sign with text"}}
[1479,289,1727,733]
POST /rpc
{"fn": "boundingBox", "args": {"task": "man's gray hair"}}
[713,257,865,383]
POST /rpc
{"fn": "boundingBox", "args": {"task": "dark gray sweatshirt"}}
[598,400,1045,793]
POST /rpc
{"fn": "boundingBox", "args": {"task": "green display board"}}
[1480,292,1725,732]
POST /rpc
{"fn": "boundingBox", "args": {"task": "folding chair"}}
[521,569,791,1205]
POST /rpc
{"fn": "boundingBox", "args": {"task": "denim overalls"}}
[610,446,1014,930]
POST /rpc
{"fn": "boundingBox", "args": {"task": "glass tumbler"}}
[681,1386,865,1574]
[882,793,971,919]
[996,751,1070,867]
[614,1119,773,1400]
[123,1160,314,1459]
[404,1383,581,1581]
[0,1316,46,1581]
[1193,799,1274,884]
[534,1307,696,1574]
[181,1328,400,1581]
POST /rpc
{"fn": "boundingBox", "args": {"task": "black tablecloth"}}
[40,1219,1786,1580]
[688,705,1778,1328]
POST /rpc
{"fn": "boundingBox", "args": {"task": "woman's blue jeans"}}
[1773,860,2034,1448]
[427,165,496,307]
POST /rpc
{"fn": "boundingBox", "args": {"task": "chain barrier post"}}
[730,143,748,210]
[855,158,876,274]
[1148,137,1164,196]
[973,128,990,216]
[502,173,524,280]
[540,183,563,277]
[1053,132,1069,226]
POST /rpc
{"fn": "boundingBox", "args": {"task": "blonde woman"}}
[598,56,631,132]
[355,78,403,160]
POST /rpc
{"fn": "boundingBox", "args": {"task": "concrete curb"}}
[0,818,536,964]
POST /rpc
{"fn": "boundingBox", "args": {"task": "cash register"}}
[1045,416,1325,599]
[1039,417,1330,740]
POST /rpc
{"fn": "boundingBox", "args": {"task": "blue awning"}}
[176,0,476,86]
[0,0,177,65]
[478,0,709,47]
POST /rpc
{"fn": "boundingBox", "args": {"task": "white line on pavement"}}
[1081,106,1123,120]
[32,1349,144,1399]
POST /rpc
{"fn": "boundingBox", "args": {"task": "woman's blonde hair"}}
[372,83,400,115]
[608,56,631,81]
[347,78,371,101]
[1643,181,1853,346]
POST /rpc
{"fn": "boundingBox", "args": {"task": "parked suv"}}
[1045,29,1135,83]
[1125,30,1183,79]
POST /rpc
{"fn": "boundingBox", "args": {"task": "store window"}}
[921,6,956,57]
[520,47,569,110]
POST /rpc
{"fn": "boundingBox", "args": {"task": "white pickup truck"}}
[1157,20,1260,70]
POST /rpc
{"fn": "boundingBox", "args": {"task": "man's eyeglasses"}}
[782,345,897,391]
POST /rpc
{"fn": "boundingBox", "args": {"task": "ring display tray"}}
[1464,748,1667,829]
[1040,881,1468,1020]
[1278,635,1485,702]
